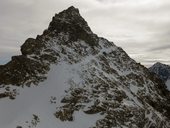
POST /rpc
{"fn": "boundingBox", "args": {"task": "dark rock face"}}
[47,6,98,46]
[21,38,45,55]
[0,55,48,86]
[149,62,170,82]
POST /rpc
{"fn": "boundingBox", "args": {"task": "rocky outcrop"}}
[47,6,98,46]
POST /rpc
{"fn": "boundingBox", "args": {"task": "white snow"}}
[166,79,170,91]
[119,86,143,108]
[129,84,139,95]
[0,62,102,128]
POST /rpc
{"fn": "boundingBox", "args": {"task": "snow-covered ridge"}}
[0,6,170,128]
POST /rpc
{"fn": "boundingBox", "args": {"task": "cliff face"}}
[0,6,170,128]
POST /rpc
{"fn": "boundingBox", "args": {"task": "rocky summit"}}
[0,6,170,128]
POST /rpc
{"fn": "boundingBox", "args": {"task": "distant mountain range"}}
[0,6,170,128]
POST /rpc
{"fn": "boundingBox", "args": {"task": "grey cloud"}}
[149,44,170,52]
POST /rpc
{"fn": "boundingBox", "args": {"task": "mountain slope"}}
[0,6,170,128]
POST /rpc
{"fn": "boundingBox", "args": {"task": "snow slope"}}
[0,63,103,128]
[0,39,119,128]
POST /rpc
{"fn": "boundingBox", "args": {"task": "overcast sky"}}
[0,0,170,67]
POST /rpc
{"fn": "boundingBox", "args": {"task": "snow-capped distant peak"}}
[149,62,170,81]
[149,62,170,91]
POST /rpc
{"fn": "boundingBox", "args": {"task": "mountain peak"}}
[153,62,163,66]
[61,6,79,14]
[46,6,98,46]
[55,6,80,21]
[1,7,170,128]
[155,62,161,64]
[149,62,170,81]
[151,62,169,69]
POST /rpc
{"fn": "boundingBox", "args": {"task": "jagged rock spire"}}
[48,6,90,33]
[46,6,98,46]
